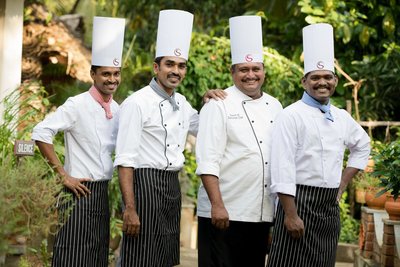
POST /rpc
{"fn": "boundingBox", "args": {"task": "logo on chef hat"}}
[316,61,325,69]
[245,54,254,62]
[113,58,120,66]
[174,48,182,57]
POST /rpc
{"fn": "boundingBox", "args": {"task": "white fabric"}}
[196,86,283,222]
[303,23,334,74]
[114,85,198,170]
[91,16,125,67]
[32,91,119,180]
[229,16,263,65]
[270,100,370,196]
[155,10,193,60]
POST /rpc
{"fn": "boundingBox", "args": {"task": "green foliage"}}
[182,150,200,205]
[353,172,380,191]
[263,47,304,107]
[44,80,90,107]
[0,85,62,255]
[353,43,400,121]
[108,170,123,240]
[339,191,360,244]
[372,140,400,200]
[21,239,52,267]
[0,156,62,254]
[0,83,50,163]
[95,0,245,47]
[179,33,232,110]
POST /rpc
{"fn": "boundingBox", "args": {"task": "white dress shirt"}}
[196,86,283,222]
[270,100,371,196]
[114,85,198,171]
[32,91,119,181]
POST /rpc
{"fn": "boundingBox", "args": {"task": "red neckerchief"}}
[89,86,113,119]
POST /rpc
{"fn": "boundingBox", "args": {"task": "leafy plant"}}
[0,83,61,257]
[353,172,380,191]
[19,239,52,267]
[372,140,400,200]
[339,191,360,244]
[181,150,200,206]
[108,171,123,240]
[0,82,50,163]
[0,156,62,255]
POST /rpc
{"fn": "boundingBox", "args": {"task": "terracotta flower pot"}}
[385,196,400,220]
[365,188,387,209]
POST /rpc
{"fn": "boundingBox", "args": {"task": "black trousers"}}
[198,217,272,267]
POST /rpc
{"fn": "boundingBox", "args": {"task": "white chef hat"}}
[155,9,194,60]
[302,23,335,74]
[229,15,263,65]
[91,16,125,67]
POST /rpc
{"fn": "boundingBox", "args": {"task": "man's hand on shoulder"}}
[203,89,227,103]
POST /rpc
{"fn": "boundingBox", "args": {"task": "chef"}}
[266,23,370,267]
[114,9,215,267]
[32,16,125,267]
[195,15,283,267]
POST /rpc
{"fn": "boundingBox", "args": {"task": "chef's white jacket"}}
[114,85,198,171]
[32,91,119,181]
[196,86,283,222]
[270,100,371,196]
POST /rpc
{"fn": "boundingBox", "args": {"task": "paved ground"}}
[178,247,354,267]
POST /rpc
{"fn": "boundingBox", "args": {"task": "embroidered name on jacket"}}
[228,113,243,120]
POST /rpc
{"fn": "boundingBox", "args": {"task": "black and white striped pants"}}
[119,168,181,267]
[52,180,110,267]
[266,184,340,267]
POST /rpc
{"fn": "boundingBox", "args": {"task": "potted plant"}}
[363,174,388,209]
[372,140,400,219]
[353,172,380,204]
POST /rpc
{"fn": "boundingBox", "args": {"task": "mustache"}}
[105,81,119,85]
[167,73,181,80]
[242,78,260,82]
[315,85,330,89]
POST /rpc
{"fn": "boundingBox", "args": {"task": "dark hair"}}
[91,65,101,72]
[90,65,122,73]
[303,70,336,79]
[154,57,164,66]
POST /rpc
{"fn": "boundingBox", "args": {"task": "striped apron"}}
[119,168,181,267]
[266,184,340,267]
[52,180,110,267]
